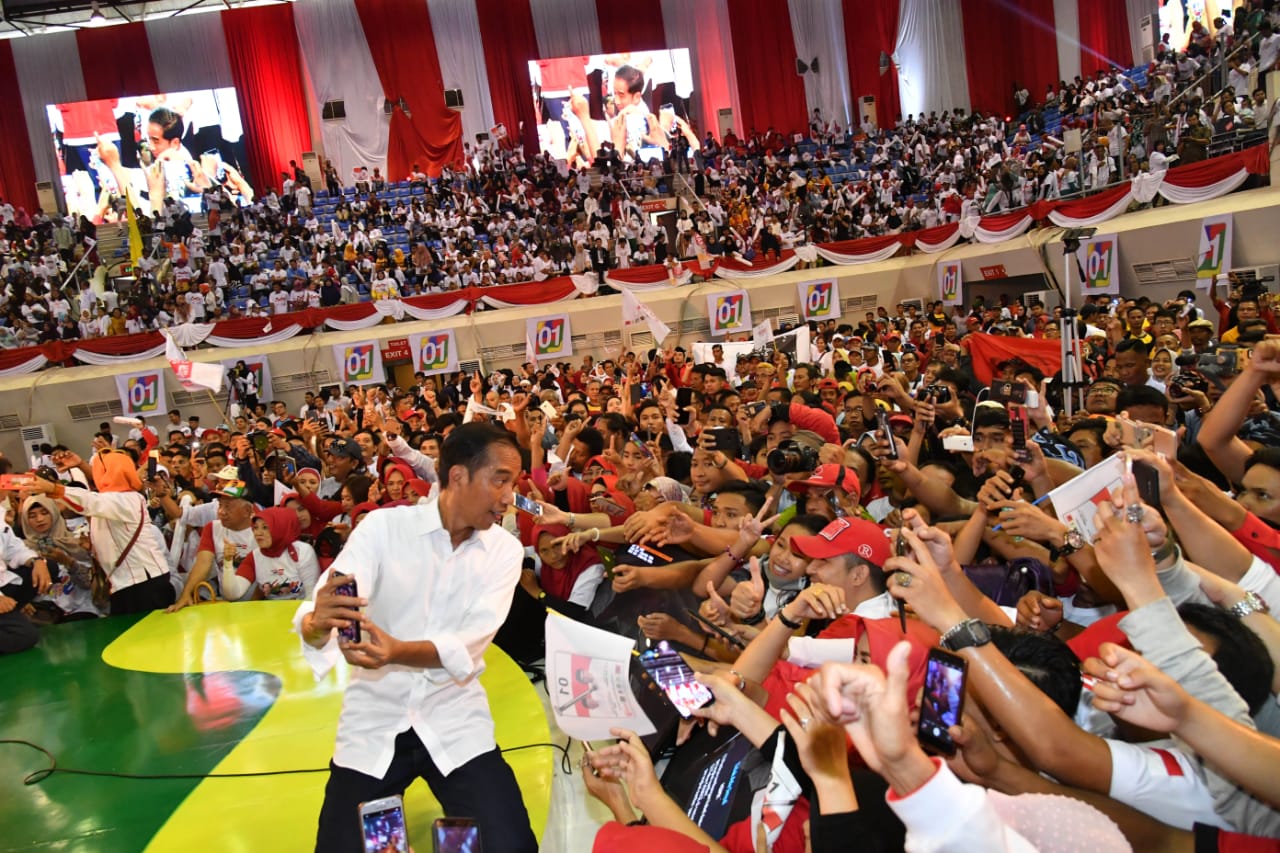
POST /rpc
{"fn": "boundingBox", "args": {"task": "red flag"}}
[964,332,1063,386]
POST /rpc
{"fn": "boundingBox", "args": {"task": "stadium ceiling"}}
[0,0,290,37]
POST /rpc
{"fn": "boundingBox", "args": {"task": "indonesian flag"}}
[165,333,224,392]
[621,289,672,345]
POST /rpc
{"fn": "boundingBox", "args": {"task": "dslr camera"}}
[767,438,819,476]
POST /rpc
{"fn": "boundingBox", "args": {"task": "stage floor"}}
[0,603,555,852]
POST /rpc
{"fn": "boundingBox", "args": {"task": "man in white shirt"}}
[295,424,536,853]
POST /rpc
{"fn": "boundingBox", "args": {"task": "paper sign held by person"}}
[1046,454,1125,544]
[545,614,655,741]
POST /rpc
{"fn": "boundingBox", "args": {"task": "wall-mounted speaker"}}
[444,88,464,110]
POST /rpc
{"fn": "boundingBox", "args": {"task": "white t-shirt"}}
[1106,739,1226,830]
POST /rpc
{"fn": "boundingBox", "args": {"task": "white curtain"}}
[1127,0,1157,65]
[787,0,852,127]
[146,12,236,92]
[12,31,88,188]
[662,0,742,140]
[427,0,498,147]
[894,0,971,118]
[293,0,389,183]
[529,0,602,58]
[1053,0,1082,82]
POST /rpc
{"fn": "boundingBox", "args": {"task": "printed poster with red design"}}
[1046,455,1125,544]
[545,613,655,741]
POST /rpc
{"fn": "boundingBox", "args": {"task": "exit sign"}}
[980,264,1008,280]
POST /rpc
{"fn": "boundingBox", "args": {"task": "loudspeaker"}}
[444,88,464,110]
[384,99,394,115]
[321,100,346,120]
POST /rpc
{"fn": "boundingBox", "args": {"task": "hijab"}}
[92,449,141,493]
[532,522,599,601]
[252,507,301,560]
[21,494,83,553]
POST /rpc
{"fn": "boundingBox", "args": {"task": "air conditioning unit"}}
[20,423,56,448]
[34,180,58,214]
[1139,14,1157,63]
[859,96,877,130]
[717,107,734,140]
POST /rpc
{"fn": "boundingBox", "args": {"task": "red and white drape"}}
[0,144,1266,375]
[0,0,1149,202]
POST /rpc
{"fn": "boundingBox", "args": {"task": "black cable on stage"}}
[0,738,573,785]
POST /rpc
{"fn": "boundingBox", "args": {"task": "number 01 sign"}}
[114,370,167,418]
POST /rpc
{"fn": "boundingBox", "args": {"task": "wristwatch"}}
[939,618,993,652]
[1229,591,1269,620]
[1048,527,1085,562]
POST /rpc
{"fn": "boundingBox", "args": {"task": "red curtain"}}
[841,0,902,128]
[76,23,159,101]
[475,0,541,154]
[0,42,37,212]
[221,5,312,193]
[960,0,1058,116]
[1078,0,1134,76]
[355,0,462,179]
[596,0,666,52]
[728,0,808,136]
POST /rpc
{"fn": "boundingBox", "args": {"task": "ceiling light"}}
[88,1,107,26]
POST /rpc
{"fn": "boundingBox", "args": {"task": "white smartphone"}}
[942,434,974,453]
[359,795,409,853]
[513,493,543,515]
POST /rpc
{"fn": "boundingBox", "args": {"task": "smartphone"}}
[1131,458,1163,512]
[629,383,643,406]
[332,574,361,644]
[942,434,974,453]
[637,640,714,719]
[675,387,694,426]
[629,432,655,459]
[1118,415,1177,459]
[684,608,746,650]
[1010,408,1028,458]
[709,428,741,457]
[745,401,770,416]
[513,493,543,515]
[539,401,558,421]
[0,473,35,491]
[432,817,480,853]
[147,449,159,479]
[989,381,1028,405]
[875,410,898,460]
[251,431,270,455]
[359,795,408,853]
[917,647,968,757]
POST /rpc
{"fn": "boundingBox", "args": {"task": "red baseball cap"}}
[786,463,861,501]
[790,516,891,567]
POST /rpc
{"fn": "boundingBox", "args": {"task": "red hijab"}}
[531,523,600,601]
[252,507,301,560]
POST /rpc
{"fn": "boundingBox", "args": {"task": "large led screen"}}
[529,50,694,167]
[46,88,253,223]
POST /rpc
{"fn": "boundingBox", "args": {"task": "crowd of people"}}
[1,7,1275,351]
[2,261,1280,849]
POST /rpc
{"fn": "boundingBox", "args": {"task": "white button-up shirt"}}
[0,523,39,588]
[292,500,521,779]
[60,487,170,591]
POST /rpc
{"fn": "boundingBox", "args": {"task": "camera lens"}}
[766,439,819,476]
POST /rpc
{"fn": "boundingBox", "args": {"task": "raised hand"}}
[1082,642,1189,732]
